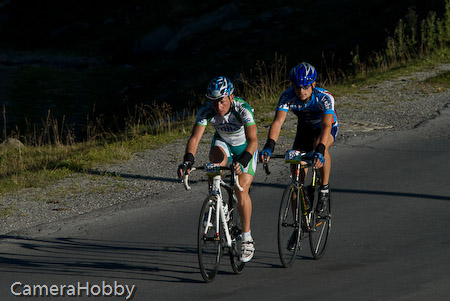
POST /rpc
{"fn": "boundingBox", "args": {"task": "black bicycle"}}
[264,150,331,267]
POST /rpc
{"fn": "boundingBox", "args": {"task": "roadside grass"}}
[1,1,450,206]
[424,68,450,89]
[0,203,15,217]
[0,115,194,198]
[330,50,450,98]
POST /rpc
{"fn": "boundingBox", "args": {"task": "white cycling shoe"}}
[240,240,255,263]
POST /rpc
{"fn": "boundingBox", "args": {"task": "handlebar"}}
[263,151,317,175]
[181,164,243,192]
[182,167,196,190]
[262,153,284,175]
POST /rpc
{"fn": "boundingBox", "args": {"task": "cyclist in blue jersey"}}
[260,62,338,213]
[178,76,258,263]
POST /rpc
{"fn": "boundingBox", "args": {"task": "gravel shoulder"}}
[1,64,450,236]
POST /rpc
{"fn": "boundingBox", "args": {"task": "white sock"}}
[242,231,252,242]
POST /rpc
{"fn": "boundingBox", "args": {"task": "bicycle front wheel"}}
[198,195,222,282]
[278,183,301,268]
[309,197,331,259]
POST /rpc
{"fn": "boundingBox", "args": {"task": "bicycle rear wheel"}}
[309,196,331,260]
[228,195,245,274]
[278,183,301,268]
[198,196,222,282]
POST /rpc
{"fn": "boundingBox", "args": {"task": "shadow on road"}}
[253,181,450,201]
[0,236,204,283]
[87,169,182,184]
[333,188,450,201]
[0,235,296,283]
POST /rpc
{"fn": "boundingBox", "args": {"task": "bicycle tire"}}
[197,195,222,282]
[309,193,331,260]
[228,194,245,274]
[278,183,301,268]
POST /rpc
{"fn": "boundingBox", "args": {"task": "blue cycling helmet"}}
[205,76,234,100]
[289,62,317,87]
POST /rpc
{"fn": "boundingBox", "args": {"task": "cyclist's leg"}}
[236,173,255,262]
[314,125,338,186]
[292,126,316,184]
[209,137,231,165]
[235,172,253,234]
[317,134,333,186]
[232,146,257,233]
[233,147,257,262]
[314,125,338,212]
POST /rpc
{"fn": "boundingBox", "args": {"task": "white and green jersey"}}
[195,97,256,147]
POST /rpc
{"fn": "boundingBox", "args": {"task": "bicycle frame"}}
[207,175,232,248]
[291,162,319,231]
[184,164,243,249]
[264,151,320,230]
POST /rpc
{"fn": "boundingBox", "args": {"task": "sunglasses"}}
[297,84,311,90]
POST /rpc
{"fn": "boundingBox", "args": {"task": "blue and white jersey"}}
[277,87,338,129]
[195,97,256,146]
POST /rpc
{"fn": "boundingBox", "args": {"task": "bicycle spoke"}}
[198,197,221,282]
[309,199,331,260]
[278,183,301,268]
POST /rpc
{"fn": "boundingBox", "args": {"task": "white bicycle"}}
[183,162,245,282]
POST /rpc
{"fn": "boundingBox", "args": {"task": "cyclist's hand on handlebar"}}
[177,161,192,179]
[260,148,272,163]
[313,152,325,169]
[234,162,244,175]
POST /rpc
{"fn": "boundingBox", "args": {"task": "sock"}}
[242,231,252,242]
[321,184,329,194]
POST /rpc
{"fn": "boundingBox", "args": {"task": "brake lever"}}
[263,153,271,175]
[181,167,196,190]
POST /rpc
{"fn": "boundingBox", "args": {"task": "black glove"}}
[261,139,275,161]
[237,151,253,169]
[177,153,194,178]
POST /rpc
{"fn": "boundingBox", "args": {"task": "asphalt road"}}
[0,106,449,300]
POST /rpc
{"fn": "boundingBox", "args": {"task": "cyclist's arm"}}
[260,110,287,162]
[313,114,333,168]
[178,123,206,178]
[317,114,333,148]
[267,110,287,142]
[185,123,206,156]
[234,123,258,175]
[244,124,258,155]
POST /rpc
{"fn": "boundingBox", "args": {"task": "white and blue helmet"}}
[205,76,234,100]
[289,62,317,87]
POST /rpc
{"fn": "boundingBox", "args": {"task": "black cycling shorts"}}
[292,124,338,152]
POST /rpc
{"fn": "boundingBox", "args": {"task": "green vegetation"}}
[425,69,450,89]
[1,1,450,199]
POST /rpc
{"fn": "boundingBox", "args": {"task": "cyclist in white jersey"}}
[177,76,258,263]
[260,62,338,213]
